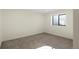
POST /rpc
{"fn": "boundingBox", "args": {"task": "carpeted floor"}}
[1,33,73,49]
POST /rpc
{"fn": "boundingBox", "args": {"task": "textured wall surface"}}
[73,9,79,48]
[0,10,2,46]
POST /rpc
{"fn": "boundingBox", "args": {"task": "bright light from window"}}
[53,15,59,25]
[59,14,66,25]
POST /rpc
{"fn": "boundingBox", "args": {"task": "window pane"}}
[59,14,66,25]
[53,15,58,25]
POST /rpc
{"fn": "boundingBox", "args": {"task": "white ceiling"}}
[27,9,58,13]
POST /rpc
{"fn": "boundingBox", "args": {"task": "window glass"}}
[53,15,58,25]
[59,14,66,26]
[52,14,66,26]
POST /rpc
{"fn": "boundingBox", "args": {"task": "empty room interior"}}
[0,9,79,49]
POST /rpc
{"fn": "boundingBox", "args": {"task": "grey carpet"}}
[1,33,73,49]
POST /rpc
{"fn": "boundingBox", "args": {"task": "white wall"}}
[2,10,45,41]
[73,9,79,48]
[0,10,2,46]
[1,9,74,42]
[44,10,73,39]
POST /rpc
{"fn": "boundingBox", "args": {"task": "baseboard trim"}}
[2,32,73,43]
[43,32,73,40]
[2,32,45,42]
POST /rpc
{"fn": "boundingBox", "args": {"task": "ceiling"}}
[2,9,62,13]
[27,9,58,13]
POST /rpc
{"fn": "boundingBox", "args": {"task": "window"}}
[52,14,66,26]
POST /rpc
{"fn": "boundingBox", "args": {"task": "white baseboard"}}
[44,32,73,40]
